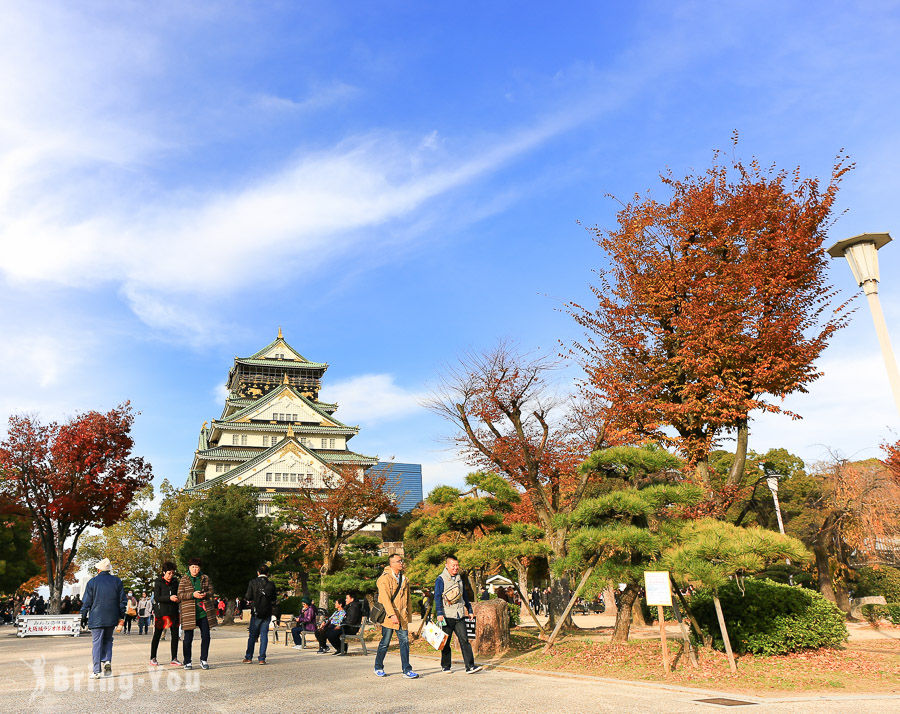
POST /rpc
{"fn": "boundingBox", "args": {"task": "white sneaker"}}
[293,645,302,649]
[90,672,101,679]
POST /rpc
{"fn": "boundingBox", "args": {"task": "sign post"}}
[644,571,672,674]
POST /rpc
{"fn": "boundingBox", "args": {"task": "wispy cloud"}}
[324,374,426,426]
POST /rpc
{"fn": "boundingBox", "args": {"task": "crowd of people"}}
[77,552,485,680]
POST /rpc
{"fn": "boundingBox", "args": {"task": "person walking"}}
[373,554,417,679]
[150,562,181,666]
[137,591,152,635]
[434,555,482,674]
[79,558,126,679]
[178,558,217,671]
[242,564,277,665]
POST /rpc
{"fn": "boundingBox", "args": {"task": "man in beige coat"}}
[373,554,418,678]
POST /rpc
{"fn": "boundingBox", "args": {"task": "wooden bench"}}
[340,617,374,655]
[283,608,327,649]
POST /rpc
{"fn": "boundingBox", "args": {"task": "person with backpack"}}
[242,564,277,665]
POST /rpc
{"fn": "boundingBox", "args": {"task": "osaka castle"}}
[185,329,378,518]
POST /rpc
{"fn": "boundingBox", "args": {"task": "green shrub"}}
[280,595,302,616]
[689,578,847,655]
[508,601,521,626]
[757,562,817,590]
[855,567,900,602]
[861,603,900,624]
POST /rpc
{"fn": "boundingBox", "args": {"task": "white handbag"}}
[423,619,449,651]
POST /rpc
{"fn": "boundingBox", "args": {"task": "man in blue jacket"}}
[80,558,126,678]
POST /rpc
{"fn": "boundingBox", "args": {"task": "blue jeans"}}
[374,626,410,673]
[90,626,115,673]
[182,616,210,664]
[245,615,271,661]
[138,616,150,634]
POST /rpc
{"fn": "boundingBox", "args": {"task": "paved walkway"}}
[4,624,900,713]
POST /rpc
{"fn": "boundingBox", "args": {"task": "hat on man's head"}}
[96,558,112,572]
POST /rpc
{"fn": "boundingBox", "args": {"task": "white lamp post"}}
[827,233,900,417]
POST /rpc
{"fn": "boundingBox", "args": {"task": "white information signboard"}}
[17,614,82,638]
[643,571,672,607]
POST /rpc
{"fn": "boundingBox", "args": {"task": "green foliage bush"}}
[508,601,521,626]
[280,596,302,616]
[855,567,900,602]
[861,603,900,624]
[689,578,847,655]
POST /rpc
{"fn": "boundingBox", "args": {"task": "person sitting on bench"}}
[290,597,316,649]
[336,592,363,655]
[315,598,345,654]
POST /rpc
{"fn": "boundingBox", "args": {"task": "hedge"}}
[861,603,900,624]
[689,578,848,656]
[855,567,900,603]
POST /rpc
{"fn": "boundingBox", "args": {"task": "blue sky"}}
[1,1,899,496]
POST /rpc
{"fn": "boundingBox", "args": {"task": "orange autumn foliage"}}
[570,143,853,492]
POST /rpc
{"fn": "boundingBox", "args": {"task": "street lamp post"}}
[763,471,792,574]
[827,233,900,417]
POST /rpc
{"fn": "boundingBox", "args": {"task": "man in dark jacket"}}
[336,592,363,656]
[80,558,126,678]
[243,564,277,664]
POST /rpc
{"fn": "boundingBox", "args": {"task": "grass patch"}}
[411,628,900,695]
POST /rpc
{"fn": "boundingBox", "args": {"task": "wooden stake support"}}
[713,594,737,673]
[657,605,670,674]
[670,597,699,669]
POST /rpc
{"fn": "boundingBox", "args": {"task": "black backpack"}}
[254,578,276,618]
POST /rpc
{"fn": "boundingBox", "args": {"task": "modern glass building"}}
[371,462,423,513]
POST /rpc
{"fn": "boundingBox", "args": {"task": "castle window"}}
[241,435,247,446]
[266,472,272,482]
[263,436,269,446]
[224,464,232,472]
[300,437,307,446]
[290,473,296,482]
[321,438,327,448]
[216,464,223,473]
[232,435,239,445]
[275,473,281,482]
[329,438,335,449]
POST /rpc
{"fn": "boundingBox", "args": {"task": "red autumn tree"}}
[569,144,853,495]
[275,463,397,608]
[425,341,603,626]
[0,403,152,613]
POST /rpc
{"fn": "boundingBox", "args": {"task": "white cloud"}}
[749,348,899,465]
[323,374,426,426]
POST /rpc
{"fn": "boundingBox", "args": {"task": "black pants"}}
[440,617,475,670]
[316,625,342,650]
[150,622,179,661]
[183,617,210,664]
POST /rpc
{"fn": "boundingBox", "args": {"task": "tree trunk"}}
[602,585,618,619]
[632,595,647,626]
[611,585,639,643]
[473,599,510,657]
[222,597,237,625]
[813,528,837,604]
[546,529,574,630]
[298,569,310,599]
[834,579,852,614]
[726,419,749,487]
[694,457,714,497]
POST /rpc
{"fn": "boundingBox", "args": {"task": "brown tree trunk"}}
[611,586,639,643]
[632,594,647,626]
[726,419,749,487]
[814,541,836,604]
[547,529,574,630]
[694,457,714,497]
[473,599,510,657]
[222,597,237,625]
[834,580,852,614]
[602,585,619,619]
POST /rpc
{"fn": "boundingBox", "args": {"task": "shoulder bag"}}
[370,574,402,624]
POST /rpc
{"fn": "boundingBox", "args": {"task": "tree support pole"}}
[657,605,670,674]
[501,564,547,636]
[670,597,699,669]
[713,594,737,673]
[541,558,598,654]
